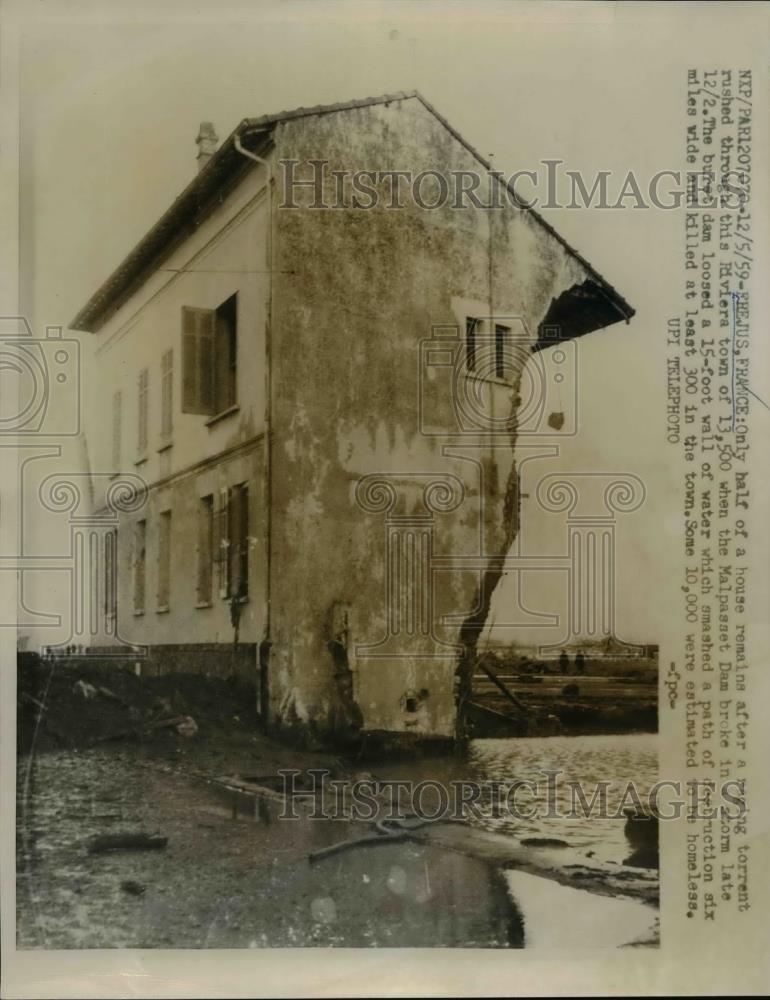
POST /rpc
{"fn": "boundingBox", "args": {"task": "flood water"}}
[468,733,658,864]
[383,733,658,866]
[16,733,658,948]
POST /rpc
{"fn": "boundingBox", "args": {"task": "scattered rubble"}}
[17,653,258,754]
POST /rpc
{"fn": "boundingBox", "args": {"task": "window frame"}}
[181,293,239,421]
[156,509,172,612]
[196,494,215,607]
[133,518,147,615]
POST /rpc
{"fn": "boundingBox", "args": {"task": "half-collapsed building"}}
[71,91,633,749]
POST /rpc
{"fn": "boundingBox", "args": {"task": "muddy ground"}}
[16,657,658,949]
[17,658,520,948]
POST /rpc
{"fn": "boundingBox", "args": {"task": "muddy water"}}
[469,734,659,864]
[382,734,658,865]
[16,735,658,949]
[16,749,518,949]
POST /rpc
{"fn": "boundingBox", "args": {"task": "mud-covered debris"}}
[176,716,198,737]
[120,880,146,896]
[73,680,98,700]
[520,837,569,848]
[88,833,168,854]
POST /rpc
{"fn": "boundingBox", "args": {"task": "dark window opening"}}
[104,528,118,625]
[495,323,509,379]
[157,510,171,610]
[196,495,214,605]
[466,317,478,371]
[214,294,237,414]
[133,519,146,613]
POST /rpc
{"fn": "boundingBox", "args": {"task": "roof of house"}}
[70,90,634,333]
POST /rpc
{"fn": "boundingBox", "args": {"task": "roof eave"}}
[70,89,633,333]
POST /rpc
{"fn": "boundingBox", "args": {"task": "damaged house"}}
[71,91,633,749]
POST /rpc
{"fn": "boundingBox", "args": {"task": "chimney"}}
[195,121,219,171]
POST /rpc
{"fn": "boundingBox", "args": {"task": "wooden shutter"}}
[181,306,215,414]
[111,391,122,469]
[237,485,249,598]
[137,368,149,453]
[217,486,230,598]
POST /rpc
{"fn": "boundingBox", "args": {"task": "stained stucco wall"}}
[267,97,592,742]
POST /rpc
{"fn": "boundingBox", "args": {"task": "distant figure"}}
[575,651,586,674]
[558,649,569,675]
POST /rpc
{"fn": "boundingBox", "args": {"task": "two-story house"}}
[71,91,633,749]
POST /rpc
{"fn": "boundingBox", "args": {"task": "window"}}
[214,295,237,413]
[181,294,237,417]
[228,483,249,600]
[137,368,149,454]
[157,510,171,610]
[111,391,122,470]
[160,350,173,439]
[196,495,214,605]
[133,519,146,613]
[104,528,118,627]
[495,323,509,379]
[215,483,249,600]
[466,317,478,372]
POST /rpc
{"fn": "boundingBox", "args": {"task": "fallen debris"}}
[88,833,168,854]
[519,837,569,848]
[73,680,98,700]
[176,716,198,737]
[308,815,467,864]
[120,880,146,896]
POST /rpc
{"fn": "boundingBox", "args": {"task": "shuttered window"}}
[111,391,122,470]
[181,295,238,417]
[495,323,509,379]
[157,510,171,610]
[213,483,249,600]
[216,486,229,598]
[104,528,118,626]
[181,306,215,414]
[228,483,249,600]
[196,495,214,605]
[137,368,149,454]
[133,519,146,613]
[160,350,173,439]
[466,317,478,371]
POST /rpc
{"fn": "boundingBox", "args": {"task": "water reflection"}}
[468,734,658,864]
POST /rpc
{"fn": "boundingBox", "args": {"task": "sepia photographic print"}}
[1,1,768,997]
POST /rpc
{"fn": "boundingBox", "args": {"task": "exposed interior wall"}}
[267,97,603,745]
